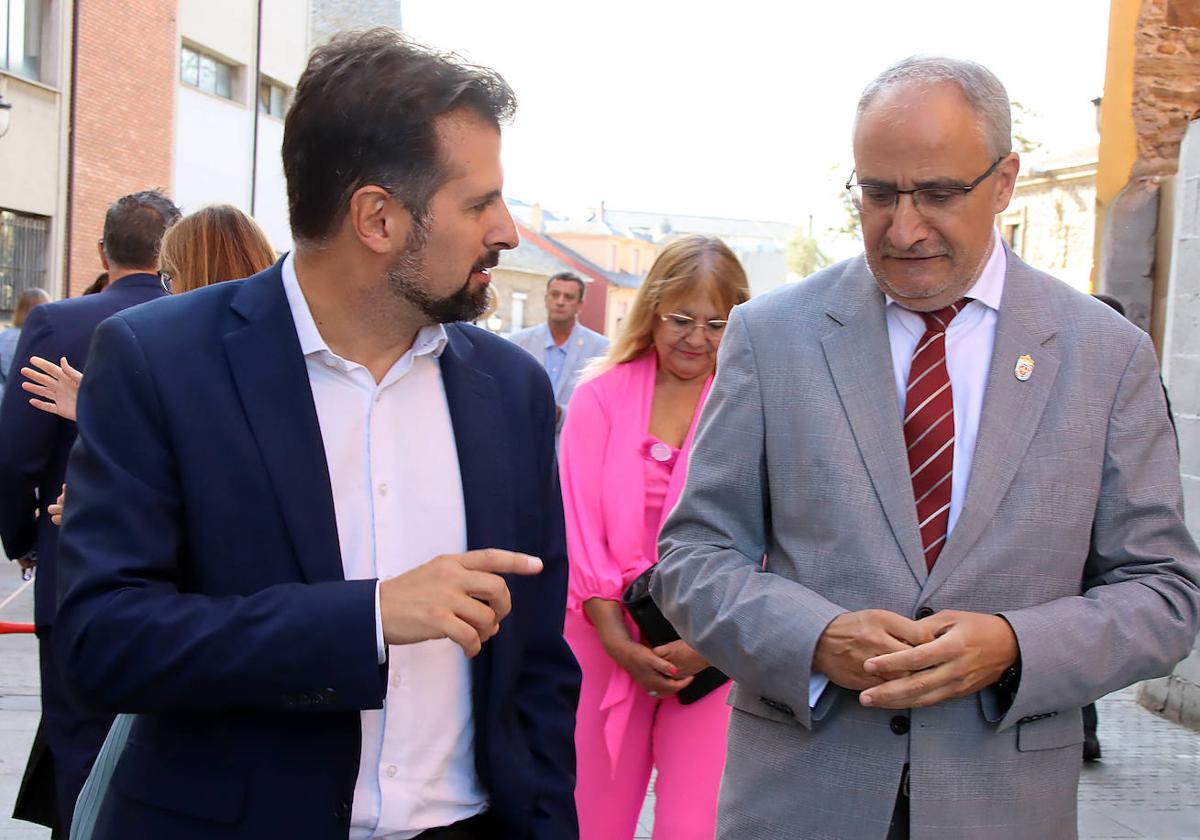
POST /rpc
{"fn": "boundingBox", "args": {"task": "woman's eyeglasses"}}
[658,312,728,339]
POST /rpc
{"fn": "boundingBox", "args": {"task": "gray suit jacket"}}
[653,252,1200,840]
[508,322,609,431]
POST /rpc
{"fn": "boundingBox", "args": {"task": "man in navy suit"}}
[0,189,179,833]
[55,30,579,840]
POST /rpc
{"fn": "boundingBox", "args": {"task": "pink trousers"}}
[566,610,731,840]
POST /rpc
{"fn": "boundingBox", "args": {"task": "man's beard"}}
[386,248,498,325]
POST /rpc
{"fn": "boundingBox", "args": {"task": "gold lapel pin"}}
[1014,354,1035,382]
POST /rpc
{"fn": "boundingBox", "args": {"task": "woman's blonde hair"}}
[590,234,750,375]
[159,205,278,294]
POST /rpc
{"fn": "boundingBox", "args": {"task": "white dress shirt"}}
[810,230,1007,706]
[282,253,487,839]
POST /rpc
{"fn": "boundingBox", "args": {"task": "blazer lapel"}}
[822,260,928,585]
[923,254,1060,596]
[222,266,343,584]
[439,326,515,735]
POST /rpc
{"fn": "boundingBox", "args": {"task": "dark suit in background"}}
[0,274,168,832]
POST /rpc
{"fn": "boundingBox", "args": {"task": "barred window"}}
[0,209,49,315]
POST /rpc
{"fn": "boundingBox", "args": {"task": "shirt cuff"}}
[374,580,385,665]
[809,672,830,708]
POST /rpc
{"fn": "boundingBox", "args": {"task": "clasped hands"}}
[812,608,1018,709]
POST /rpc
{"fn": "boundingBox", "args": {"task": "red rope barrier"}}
[0,622,35,634]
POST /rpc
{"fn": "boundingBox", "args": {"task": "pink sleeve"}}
[558,380,626,611]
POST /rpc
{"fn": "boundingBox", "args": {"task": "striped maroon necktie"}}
[904,299,968,570]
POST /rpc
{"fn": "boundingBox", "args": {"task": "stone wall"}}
[1003,163,1096,293]
[1131,0,1200,178]
[310,0,402,47]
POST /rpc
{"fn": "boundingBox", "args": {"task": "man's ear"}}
[96,239,110,271]
[991,152,1020,214]
[347,186,411,256]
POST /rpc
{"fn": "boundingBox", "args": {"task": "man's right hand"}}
[379,549,543,657]
[813,609,934,690]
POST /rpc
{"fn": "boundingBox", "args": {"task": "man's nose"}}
[488,201,519,251]
[885,194,931,251]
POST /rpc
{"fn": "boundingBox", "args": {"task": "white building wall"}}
[261,0,311,85]
[254,116,291,249]
[174,86,254,213]
[174,0,309,250]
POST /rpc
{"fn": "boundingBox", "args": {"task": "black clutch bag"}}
[621,566,729,705]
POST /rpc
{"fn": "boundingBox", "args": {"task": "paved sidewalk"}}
[1,566,1196,838]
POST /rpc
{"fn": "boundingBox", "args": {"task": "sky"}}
[402,1,1110,252]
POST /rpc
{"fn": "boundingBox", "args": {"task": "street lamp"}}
[0,95,12,139]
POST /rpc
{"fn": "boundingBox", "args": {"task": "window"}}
[180,44,235,100]
[1004,222,1022,254]
[511,291,527,331]
[1,0,45,81]
[258,78,288,118]
[0,209,49,315]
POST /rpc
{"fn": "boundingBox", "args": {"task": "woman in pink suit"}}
[559,235,751,839]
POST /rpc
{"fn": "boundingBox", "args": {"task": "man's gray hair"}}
[856,56,1012,158]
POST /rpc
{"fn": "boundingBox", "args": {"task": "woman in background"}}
[22,205,276,421]
[0,288,51,403]
[559,235,750,839]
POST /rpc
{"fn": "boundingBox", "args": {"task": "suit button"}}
[890,715,910,735]
[915,607,934,619]
[335,800,350,819]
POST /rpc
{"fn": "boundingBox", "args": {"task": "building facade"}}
[0,0,403,311]
[1001,147,1098,293]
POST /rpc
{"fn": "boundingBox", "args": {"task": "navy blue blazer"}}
[54,264,580,839]
[0,274,167,628]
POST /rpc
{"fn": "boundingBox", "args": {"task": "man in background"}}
[0,189,180,834]
[509,271,608,434]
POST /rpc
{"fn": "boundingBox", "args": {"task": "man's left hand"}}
[857,610,1018,709]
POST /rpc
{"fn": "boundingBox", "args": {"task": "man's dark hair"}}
[101,190,182,269]
[283,28,517,244]
[548,271,585,301]
[1093,293,1126,318]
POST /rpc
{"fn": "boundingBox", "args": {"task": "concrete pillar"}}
[1139,117,1200,732]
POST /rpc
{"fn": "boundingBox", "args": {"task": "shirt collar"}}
[281,250,449,363]
[543,321,576,351]
[884,228,1007,313]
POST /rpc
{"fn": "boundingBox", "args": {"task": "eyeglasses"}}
[658,312,728,339]
[845,155,1007,216]
[158,271,173,294]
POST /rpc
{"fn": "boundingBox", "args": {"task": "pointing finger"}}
[459,548,543,575]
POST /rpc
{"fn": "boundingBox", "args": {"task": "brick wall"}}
[66,0,177,296]
[1131,0,1200,178]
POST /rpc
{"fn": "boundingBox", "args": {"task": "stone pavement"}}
[0,567,1196,839]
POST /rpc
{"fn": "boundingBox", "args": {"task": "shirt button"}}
[391,672,401,687]
[386,764,398,778]
[378,483,388,496]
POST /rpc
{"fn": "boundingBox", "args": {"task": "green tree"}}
[787,229,831,278]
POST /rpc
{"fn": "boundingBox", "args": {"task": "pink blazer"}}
[558,351,713,771]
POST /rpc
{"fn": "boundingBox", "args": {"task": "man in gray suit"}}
[508,272,608,433]
[653,56,1200,840]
